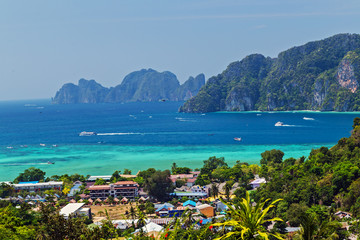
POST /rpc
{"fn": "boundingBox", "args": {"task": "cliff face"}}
[174,74,205,101]
[52,69,205,104]
[180,33,360,113]
[52,79,109,104]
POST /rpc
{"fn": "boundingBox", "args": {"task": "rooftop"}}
[60,203,85,217]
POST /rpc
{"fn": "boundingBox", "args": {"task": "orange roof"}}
[114,181,138,185]
[89,185,110,190]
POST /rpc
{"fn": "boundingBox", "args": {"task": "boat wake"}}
[175,117,197,122]
[97,132,141,136]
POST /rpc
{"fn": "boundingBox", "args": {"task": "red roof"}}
[187,178,197,183]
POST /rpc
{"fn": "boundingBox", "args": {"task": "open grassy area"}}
[90,204,131,221]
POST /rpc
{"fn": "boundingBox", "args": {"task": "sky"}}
[1,0,360,101]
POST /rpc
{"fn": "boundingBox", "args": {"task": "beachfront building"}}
[12,181,63,192]
[60,203,91,219]
[88,181,139,200]
[170,173,198,187]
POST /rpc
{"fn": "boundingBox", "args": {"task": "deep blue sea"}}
[0,99,358,181]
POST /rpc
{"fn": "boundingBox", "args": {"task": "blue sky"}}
[1,0,360,100]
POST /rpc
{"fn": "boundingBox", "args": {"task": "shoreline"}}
[0,142,335,182]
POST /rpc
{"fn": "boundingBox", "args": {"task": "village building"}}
[60,203,91,219]
[249,178,267,189]
[88,181,139,200]
[12,181,63,192]
[196,204,215,218]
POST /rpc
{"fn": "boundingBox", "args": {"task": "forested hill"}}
[252,117,360,220]
[52,69,205,104]
[180,33,360,113]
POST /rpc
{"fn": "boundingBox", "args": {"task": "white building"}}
[13,181,63,192]
[60,203,91,219]
[249,178,266,189]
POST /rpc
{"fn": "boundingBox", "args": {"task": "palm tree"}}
[295,213,340,240]
[211,183,219,199]
[212,191,283,240]
[223,181,233,201]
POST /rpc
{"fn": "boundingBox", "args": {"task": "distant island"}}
[180,33,360,113]
[52,69,205,104]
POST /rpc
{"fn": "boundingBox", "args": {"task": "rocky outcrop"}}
[53,69,205,104]
[174,74,205,101]
[52,79,109,104]
[180,33,360,113]
[337,58,359,93]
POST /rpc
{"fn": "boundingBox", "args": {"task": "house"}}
[155,203,175,217]
[249,178,266,189]
[60,203,91,219]
[183,200,197,208]
[171,185,208,199]
[168,207,186,217]
[134,222,163,234]
[197,204,215,218]
[170,173,198,187]
[87,175,112,182]
[88,181,139,200]
[13,181,63,192]
[334,211,352,219]
[215,201,228,212]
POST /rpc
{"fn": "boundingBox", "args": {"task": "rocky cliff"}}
[52,69,205,104]
[180,33,360,113]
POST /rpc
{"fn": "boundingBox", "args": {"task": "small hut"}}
[138,196,146,203]
[121,197,128,204]
[114,198,120,204]
[69,199,76,203]
[95,198,102,205]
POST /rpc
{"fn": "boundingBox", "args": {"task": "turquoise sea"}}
[0,99,357,181]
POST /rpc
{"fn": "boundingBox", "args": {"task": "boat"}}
[6,146,13,149]
[234,137,242,142]
[275,122,284,126]
[47,161,55,164]
[79,131,97,136]
[52,144,58,147]
[303,117,315,120]
[40,143,46,147]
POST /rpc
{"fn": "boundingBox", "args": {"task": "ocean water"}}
[0,99,357,181]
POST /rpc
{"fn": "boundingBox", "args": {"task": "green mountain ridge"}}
[180,33,360,113]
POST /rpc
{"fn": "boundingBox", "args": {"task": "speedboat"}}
[234,137,242,141]
[79,131,97,136]
[47,161,55,164]
[40,143,46,147]
[275,122,284,126]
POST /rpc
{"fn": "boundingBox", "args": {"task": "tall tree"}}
[14,167,46,183]
[144,170,174,201]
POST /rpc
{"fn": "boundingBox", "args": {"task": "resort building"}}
[12,181,63,192]
[60,203,91,219]
[170,173,198,187]
[88,181,139,200]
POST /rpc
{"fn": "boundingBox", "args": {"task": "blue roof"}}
[155,203,174,212]
[18,181,39,184]
[183,200,196,207]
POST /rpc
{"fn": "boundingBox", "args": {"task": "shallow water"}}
[0,99,357,181]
